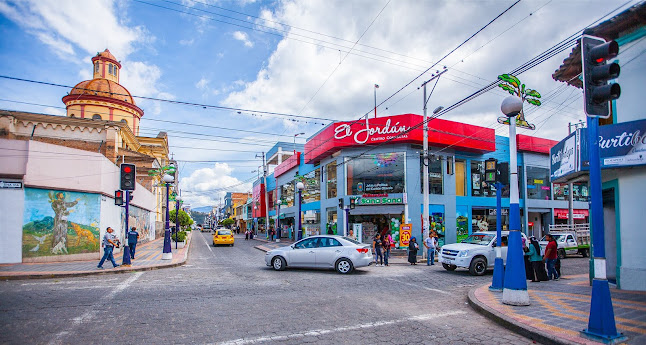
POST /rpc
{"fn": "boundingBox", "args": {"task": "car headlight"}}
[458,250,469,257]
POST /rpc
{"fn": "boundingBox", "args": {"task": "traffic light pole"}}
[122,190,132,266]
[162,182,172,260]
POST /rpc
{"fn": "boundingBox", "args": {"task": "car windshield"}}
[541,234,563,241]
[342,237,361,245]
[218,230,231,236]
[462,234,495,245]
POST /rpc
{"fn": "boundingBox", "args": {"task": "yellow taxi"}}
[213,228,234,246]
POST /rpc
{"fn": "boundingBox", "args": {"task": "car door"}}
[565,234,577,255]
[316,237,344,268]
[289,238,319,267]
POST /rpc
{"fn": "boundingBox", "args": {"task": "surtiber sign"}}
[335,119,411,144]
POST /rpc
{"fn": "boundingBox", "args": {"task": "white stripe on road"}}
[215,310,466,345]
[48,272,143,345]
[386,278,452,295]
[200,231,213,253]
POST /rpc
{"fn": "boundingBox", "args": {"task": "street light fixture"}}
[293,133,305,153]
[500,96,529,306]
[162,174,174,260]
[296,181,304,241]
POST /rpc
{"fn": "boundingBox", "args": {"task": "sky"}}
[0,0,640,208]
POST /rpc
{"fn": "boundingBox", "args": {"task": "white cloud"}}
[179,38,195,46]
[179,163,253,207]
[232,31,254,48]
[43,107,65,116]
[196,77,210,91]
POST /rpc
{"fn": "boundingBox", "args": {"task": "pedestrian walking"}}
[97,227,120,269]
[373,233,383,266]
[127,226,139,260]
[525,236,548,282]
[408,237,419,265]
[424,235,437,265]
[245,230,249,240]
[382,233,391,266]
[544,234,560,280]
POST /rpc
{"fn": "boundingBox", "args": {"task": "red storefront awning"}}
[517,134,558,154]
[274,152,300,178]
[554,209,589,219]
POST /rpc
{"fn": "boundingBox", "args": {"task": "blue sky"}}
[0,0,640,207]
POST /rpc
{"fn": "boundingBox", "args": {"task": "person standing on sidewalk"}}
[526,236,548,282]
[424,235,437,265]
[408,237,419,265]
[544,234,559,280]
[382,233,391,266]
[97,227,120,269]
[127,226,139,260]
[373,233,383,267]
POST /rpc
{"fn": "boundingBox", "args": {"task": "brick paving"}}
[0,231,193,279]
[469,273,646,344]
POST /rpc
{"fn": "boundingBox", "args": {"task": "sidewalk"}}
[468,274,646,345]
[0,231,193,280]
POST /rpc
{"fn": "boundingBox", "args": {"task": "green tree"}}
[221,218,235,228]
[497,74,541,130]
[169,209,193,230]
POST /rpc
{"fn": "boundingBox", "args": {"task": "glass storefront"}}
[303,210,320,237]
[526,166,550,200]
[349,213,403,246]
[471,161,496,197]
[347,152,405,195]
[280,183,294,207]
[301,168,321,204]
[326,162,337,199]
[325,207,337,235]
[419,155,443,194]
[553,182,589,202]
[472,208,509,232]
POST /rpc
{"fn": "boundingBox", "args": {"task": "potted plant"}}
[172,230,187,248]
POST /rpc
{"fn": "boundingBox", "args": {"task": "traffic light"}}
[115,190,124,206]
[120,163,136,190]
[338,198,344,209]
[349,198,356,209]
[581,35,620,118]
[484,158,497,183]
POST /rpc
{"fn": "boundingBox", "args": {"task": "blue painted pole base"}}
[502,230,529,306]
[489,257,505,292]
[162,229,172,260]
[581,279,625,344]
[122,245,132,266]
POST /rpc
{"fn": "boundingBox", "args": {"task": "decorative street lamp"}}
[296,181,304,241]
[293,133,305,153]
[500,96,529,306]
[162,173,174,260]
[175,197,181,250]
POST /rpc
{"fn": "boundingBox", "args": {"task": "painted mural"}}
[22,188,100,257]
[456,205,470,243]
[121,205,154,243]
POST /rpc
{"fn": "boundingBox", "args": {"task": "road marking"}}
[386,278,452,295]
[47,272,143,345]
[20,278,121,286]
[200,231,213,253]
[216,310,466,345]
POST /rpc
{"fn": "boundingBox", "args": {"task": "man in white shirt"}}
[97,227,120,269]
[424,235,437,266]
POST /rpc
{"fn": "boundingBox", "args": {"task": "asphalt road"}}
[0,232,591,344]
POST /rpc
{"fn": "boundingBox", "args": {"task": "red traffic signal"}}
[120,163,136,191]
[115,190,124,205]
[582,35,621,118]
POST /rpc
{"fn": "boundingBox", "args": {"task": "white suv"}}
[439,231,527,276]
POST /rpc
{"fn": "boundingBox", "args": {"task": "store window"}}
[301,169,321,204]
[281,183,294,207]
[326,207,338,235]
[526,166,550,200]
[347,152,405,195]
[455,160,466,196]
[326,161,337,199]
[419,155,443,194]
[303,210,321,237]
[471,161,496,197]
[553,182,589,201]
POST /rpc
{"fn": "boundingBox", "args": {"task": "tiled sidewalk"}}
[0,231,193,279]
[469,274,646,345]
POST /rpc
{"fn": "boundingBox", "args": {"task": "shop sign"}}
[359,196,403,205]
[550,132,577,180]
[335,118,410,145]
[488,208,508,216]
[0,181,22,189]
[400,224,412,248]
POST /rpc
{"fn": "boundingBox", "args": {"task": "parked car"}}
[265,235,373,274]
[439,231,528,276]
[539,228,590,258]
[213,228,234,246]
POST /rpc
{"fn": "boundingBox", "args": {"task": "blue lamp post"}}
[162,174,173,260]
[175,197,181,249]
[500,96,530,306]
[296,181,304,241]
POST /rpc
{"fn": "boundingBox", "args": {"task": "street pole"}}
[175,198,180,249]
[263,153,269,238]
[420,69,446,255]
[122,190,132,266]
[297,182,303,240]
[490,182,504,291]
[374,84,378,118]
[583,117,623,341]
[501,97,529,306]
[162,175,173,260]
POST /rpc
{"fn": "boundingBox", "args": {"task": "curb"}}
[0,232,193,281]
[467,285,578,345]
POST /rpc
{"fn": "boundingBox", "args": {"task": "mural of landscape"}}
[22,188,100,258]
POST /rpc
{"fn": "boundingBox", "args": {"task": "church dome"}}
[68,78,136,105]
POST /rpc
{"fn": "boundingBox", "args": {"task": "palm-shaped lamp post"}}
[497,74,541,130]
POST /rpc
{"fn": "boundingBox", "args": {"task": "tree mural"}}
[497,74,542,130]
[48,191,80,254]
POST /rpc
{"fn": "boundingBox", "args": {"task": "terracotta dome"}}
[97,49,117,61]
[68,78,136,105]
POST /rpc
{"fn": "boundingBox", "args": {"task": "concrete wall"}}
[0,187,24,263]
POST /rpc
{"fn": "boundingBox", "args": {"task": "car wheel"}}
[442,263,457,271]
[469,257,487,276]
[335,258,354,274]
[580,248,589,257]
[272,256,286,271]
[557,248,566,259]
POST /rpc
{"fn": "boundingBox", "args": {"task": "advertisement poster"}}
[399,224,412,248]
[550,132,577,180]
[456,206,469,243]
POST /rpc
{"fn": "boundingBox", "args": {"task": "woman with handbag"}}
[408,237,419,265]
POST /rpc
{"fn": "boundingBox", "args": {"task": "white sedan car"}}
[265,235,373,274]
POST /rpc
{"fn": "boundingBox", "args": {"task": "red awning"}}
[554,209,589,219]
